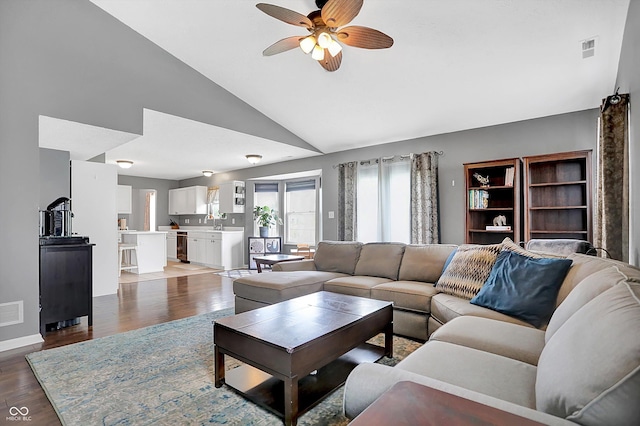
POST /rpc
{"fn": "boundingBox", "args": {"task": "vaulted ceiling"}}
[41,0,630,179]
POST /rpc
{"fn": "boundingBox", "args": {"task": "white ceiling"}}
[42,0,630,180]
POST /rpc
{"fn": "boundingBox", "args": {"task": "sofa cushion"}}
[397,244,458,282]
[556,253,633,306]
[431,293,534,328]
[397,341,538,409]
[435,243,502,299]
[353,242,406,280]
[313,241,362,275]
[233,271,347,304]
[324,276,392,298]
[470,250,572,327]
[536,282,640,425]
[371,281,439,313]
[546,264,640,342]
[429,316,546,366]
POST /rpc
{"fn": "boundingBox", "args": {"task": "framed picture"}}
[265,238,281,253]
[248,237,265,254]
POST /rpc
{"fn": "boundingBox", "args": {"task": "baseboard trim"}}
[0,333,44,352]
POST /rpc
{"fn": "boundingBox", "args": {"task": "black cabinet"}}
[39,237,94,334]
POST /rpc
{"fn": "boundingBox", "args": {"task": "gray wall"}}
[183,109,599,245]
[0,0,311,344]
[39,148,70,209]
[615,0,640,267]
[117,175,179,230]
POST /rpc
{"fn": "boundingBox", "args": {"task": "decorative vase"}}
[259,226,269,238]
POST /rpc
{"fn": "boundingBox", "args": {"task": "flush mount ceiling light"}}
[202,170,214,177]
[116,160,133,169]
[245,154,263,164]
[257,0,393,72]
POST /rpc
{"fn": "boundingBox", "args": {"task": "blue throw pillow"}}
[470,250,573,327]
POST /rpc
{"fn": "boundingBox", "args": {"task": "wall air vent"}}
[0,301,23,327]
[582,38,596,59]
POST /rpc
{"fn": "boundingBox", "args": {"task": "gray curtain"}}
[337,162,358,241]
[595,93,629,261]
[410,152,440,244]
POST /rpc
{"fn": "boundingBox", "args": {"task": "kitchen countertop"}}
[158,226,244,234]
[119,231,167,234]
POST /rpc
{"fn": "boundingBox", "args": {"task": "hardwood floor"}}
[0,273,236,425]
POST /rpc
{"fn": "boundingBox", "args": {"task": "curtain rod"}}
[332,150,443,169]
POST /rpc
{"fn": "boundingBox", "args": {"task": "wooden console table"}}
[349,381,546,426]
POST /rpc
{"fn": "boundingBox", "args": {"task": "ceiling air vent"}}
[0,301,23,327]
[582,38,596,59]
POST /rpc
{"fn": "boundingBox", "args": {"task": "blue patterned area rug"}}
[26,309,421,425]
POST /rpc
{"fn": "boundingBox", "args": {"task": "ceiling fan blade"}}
[321,0,363,28]
[336,26,393,49]
[256,3,313,28]
[318,49,342,72]
[263,36,303,56]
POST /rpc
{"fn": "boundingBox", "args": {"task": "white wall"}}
[71,161,118,296]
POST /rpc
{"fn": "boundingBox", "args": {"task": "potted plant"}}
[253,206,282,237]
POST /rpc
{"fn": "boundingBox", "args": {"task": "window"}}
[254,182,279,236]
[285,179,317,245]
[357,158,411,243]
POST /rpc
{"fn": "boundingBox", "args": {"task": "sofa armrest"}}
[271,259,317,271]
[343,363,574,425]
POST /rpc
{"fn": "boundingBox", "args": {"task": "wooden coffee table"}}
[253,254,304,272]
[214,291,393,426]
[349,381,546,426]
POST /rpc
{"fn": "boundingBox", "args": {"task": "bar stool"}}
[118,243,138,276]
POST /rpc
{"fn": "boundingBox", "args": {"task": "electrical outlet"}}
[198,218,202,224]
[452,180,455,187]
[232,218,235,224]
[185,219,189,224]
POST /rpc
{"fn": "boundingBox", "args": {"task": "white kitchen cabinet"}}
[205,235,222,268]
[166,231,177,260]
[187,232,207,264]
[219,181,245,213]
[117,185,132,214]
[219,231,244,270]
[168,186,207,215]
[183,230,243,270]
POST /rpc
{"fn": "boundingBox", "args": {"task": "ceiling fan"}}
[256,0,393,72]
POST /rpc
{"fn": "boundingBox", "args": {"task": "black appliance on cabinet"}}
[39,235,94,334]
[39,196,74,237]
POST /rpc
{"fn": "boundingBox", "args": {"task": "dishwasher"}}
[177,231,189,263]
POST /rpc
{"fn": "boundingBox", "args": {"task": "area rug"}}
[26,309,420,425]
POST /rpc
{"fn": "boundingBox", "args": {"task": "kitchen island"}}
[120,231,167,274]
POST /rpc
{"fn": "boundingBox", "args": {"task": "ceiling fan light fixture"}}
[317,31,332,49]
[245,154,262,164]
[116,160,133,169]
[311,44,325,61]
[328,39,342,57]
[202,170,213,177]
[299,35,316,54]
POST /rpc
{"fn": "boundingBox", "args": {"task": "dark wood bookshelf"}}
[464,158,522,244]
[523,150,592,242]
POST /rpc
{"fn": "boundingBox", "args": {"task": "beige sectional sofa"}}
[234,239,640,424]
[344,258,640,425]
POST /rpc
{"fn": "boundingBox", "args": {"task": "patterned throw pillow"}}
[435,243,503,299]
